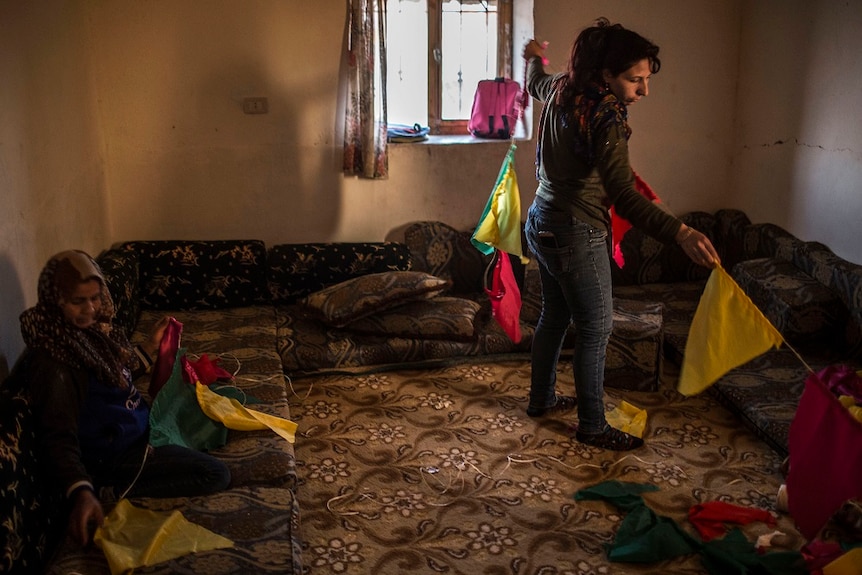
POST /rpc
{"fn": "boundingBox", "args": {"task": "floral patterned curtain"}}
[343,0,388,179]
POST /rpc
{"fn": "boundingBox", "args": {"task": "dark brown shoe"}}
[576,426,644,451]
[526,395,578,417]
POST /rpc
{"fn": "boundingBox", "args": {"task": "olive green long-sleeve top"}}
[526,57,681,244]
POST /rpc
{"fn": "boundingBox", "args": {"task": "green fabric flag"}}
[148,349,228,451]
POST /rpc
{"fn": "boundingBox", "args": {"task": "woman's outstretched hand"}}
[676,225,720,268]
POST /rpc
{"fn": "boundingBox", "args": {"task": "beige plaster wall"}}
[732,0,862,264]
[89,1,741,246]
[0,1,109,375]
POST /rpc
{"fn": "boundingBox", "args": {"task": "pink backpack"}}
[468,77,522,139]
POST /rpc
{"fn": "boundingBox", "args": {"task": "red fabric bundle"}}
[611,171,660,268]
[485,250,522,343]
[687,500,775,541]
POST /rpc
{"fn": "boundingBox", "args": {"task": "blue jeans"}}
[524,200,613,434]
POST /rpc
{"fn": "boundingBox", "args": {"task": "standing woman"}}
[20,250,231,546]
[522,19,719,450]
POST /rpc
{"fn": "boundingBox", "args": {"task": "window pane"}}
[441,0,497,120]
[386,0,428,126]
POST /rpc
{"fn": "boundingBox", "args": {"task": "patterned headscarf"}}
[20,250,133,388]
[565,80,632,167]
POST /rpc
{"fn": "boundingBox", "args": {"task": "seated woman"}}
[20,250,231,546]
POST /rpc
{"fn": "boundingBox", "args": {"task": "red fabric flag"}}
[149,317,183,399]
[787,368,862,540]
[688,500,776,541]
[611,171,660,268]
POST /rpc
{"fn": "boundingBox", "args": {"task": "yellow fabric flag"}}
[196,382,298,444]
[678,265,784,396]
[606,401,647,438]
[95,499,233,575]
[471,144,529,263]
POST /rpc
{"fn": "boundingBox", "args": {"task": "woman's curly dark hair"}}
[554,17,661,107]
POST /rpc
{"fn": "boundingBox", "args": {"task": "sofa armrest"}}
[741,222,800,262]
[732,257,849,345]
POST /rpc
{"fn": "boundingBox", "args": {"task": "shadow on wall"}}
[0,252,26,381]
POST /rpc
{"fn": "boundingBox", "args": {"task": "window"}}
[387,0,515,136]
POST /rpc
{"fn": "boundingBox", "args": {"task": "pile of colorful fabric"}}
[576,480,862,574]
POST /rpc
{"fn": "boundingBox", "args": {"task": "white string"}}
[323,450,691,517]
[117,444,150,501]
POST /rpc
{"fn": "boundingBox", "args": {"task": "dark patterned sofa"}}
[611,209,862,458]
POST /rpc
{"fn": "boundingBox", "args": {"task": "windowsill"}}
[391,133,532,146]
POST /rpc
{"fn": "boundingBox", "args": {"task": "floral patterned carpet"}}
[289,359,805,575]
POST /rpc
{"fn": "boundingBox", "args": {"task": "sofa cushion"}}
[742,223,800,262]
[276,303,532,376]
[732,258,847,344]
[605,299,665,391]
[97,247,141,339]
[612,211,716,286]
[122,240,269,310]
[709,349,810,457]
[302,271,450,328]
[268,242,412,304]
[713,209,752,270]
[404,221,491,295]
[344,296,481,340]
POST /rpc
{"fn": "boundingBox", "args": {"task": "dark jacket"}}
[24,348,150,497]
[526,56,681,243]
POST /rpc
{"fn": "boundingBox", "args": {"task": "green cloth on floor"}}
[576,481,700,562]
[575,481,807,575]
[574,479,658,511]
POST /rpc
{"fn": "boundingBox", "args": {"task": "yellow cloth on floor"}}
[678,265,784,396]
[606,401,647,438]
[95,499,233,575]
[196,382,297,443]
